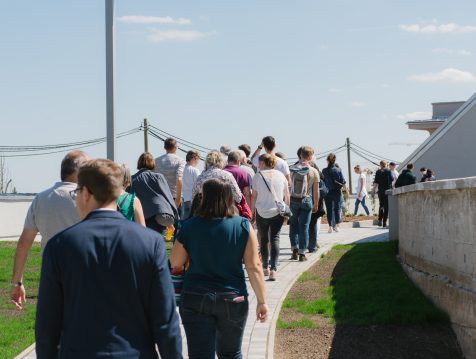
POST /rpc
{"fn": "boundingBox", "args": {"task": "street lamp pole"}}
[105,0,115,160]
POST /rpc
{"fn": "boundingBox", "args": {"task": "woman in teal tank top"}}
[117,164,145,225]
[170,178,268,359]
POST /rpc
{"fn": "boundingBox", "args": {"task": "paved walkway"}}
[16,222,388,359]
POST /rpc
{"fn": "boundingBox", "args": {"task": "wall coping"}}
[0,194,36,202]
[391,176,476,196]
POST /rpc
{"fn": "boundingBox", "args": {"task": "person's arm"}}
[250,143,263,167]
[175,179,183,208]
[371,172,378,197]
[169,240,189,269]
[283,181,290,205]
[243,186,252,208]
[11,228,38,310]
[358,176,364,198]
[312,178,319,213]
[133,196,146,226]
[35,241,63,359]
[149,239,183,359]
[243,226,268,322]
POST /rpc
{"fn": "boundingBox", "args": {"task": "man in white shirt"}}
[251,136,291,185]
[389,162,399,188]
[10,150,89,310]
[182,150,201,219]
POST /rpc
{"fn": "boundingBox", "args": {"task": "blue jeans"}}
[354,195,370,215]
[182,200,192,219]
[256,213,284,270]
[289,197,313,254]
[180,289,248,359]
[324,190,342,228]
[308,211,321,251]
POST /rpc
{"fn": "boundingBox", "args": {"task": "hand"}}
[175,197,182,208]
[11,285,26,310]
[312,205,318,213]
[256,303,268,323]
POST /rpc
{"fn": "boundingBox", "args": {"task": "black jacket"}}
[395,169,417,188]
[373,168,393,193]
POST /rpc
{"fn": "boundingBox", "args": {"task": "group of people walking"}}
[10,134,435,358]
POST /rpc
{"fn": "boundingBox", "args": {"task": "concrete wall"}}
[392,178,476,359]
[0,195,34,239]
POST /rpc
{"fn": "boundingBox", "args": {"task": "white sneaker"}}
[328,227,333,233]
[333,226,340,232]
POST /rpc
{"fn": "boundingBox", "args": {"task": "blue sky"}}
[1,0,476,192]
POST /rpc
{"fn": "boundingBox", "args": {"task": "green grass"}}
[0,242,41,359]
[277,318,316,329]
[279,241,449,328]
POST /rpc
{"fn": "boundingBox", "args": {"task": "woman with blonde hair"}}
[117,164,146,226]
[192,150,243,203]
[250,153,289,280]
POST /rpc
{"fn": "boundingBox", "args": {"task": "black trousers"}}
[377,192,389,223]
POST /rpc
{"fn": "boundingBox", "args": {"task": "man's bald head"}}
[61,150,90,182]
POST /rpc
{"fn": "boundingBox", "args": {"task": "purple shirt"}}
[224,165,251,192]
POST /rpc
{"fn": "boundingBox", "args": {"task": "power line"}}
[0,128,141,157]
[148,125,213,152]
[148,129,206,161]
[350,141,398,163]
[349,147,380,166]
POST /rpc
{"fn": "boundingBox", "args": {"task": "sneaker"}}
[263,268,270,276]
[290,248,298,260]
[333,226,339,233]
[328,227,333,233]
[378,220,382,227]
[308,248,318,253]
[299,254,308,262]
[269,270,277,281]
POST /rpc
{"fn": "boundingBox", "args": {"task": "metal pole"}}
[346,137,352,194]
[106,0,115,160]
[143,118,149,152]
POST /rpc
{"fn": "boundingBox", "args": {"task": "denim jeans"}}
[180,289,249,359]
[308,213,321,252]
[324,190,342,228]
[289,196,313,254]
[354,195,370,216]
[182,200,192,220]
[256,213,284,270]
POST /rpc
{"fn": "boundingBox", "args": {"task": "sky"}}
[1,0,476,193]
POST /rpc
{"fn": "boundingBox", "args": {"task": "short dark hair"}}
[78,159,123,205]
[186,150,200,162]
[259,153,276,169]
[327,153,336,165]
[420,167,427,172]
[300,146,314,160]
[164,138,177,151]
[60,150,89,181]
[195,179,236,219]
[407,163,414,170]
[137,152,155,170]
[275,152,286,160]
[238,144,251,158]
[262,136,276,152]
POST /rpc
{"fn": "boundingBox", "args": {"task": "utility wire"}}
[350,141,398,163]
[0,128,141,157]
[350,147,380,166]
[148,125,213,152]
[147,127,209,155]
[148,129,205,161]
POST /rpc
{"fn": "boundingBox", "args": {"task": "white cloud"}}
[408,68,476,83]
[147,29,215,42]
[432,48,471,56]
[328,88,340,93]
[399,21,476,34]
[350,101,366,107]
[397,111,431,120]
[117,15,192,25]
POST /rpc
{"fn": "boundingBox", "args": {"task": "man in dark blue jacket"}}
[35,159,182,359]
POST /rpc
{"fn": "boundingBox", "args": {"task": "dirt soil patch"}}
[275,245,464,359]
